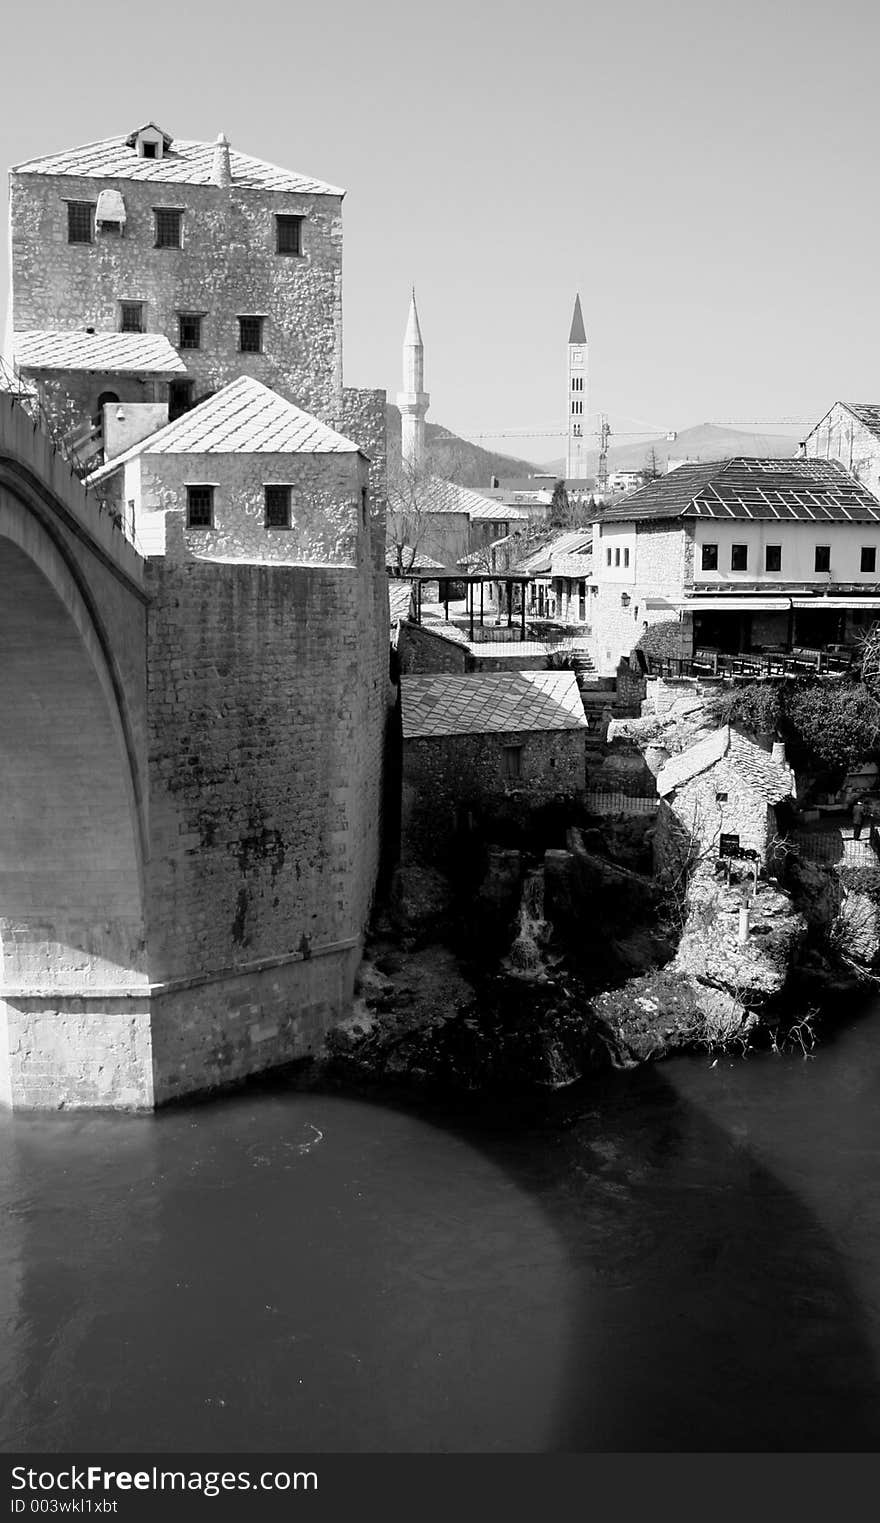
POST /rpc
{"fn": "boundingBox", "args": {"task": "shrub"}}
[784,680,880,773]
[714,682,783,737]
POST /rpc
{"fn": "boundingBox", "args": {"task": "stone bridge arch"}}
[0,398,150,1108]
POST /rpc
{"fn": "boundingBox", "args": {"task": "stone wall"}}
[145,555,385,1102]
[397,621,470,674]
[402,728,586,866]
[654,765,778,885]
[590,520,693,671]
[130,447,367,563]
[10,171,343,423]
[803,402,880,502]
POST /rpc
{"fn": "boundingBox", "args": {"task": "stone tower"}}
[397,288,429,472]
[566,293,588,480]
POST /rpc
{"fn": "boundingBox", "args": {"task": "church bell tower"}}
[566,293,588,481]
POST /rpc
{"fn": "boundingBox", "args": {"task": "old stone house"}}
[88,374,370,562]
[653,725,795,884]
[7,120,346,460]
[1,123,391,1110]
[801,402,880,502]
[591,457,880,672]
[400,670,587,865]
[513,530,592,623]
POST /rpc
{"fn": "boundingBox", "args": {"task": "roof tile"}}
[15,330,186,376]
[401,671,587,739]
[88,376,359,480]
[600,457,880,524]
[13,135,344,196]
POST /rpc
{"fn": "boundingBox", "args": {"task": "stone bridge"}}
[1,394,387,1111]
[0,395,150,1107]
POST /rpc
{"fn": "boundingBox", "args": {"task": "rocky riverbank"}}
[314,839,823,1096]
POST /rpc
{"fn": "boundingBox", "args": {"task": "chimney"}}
[772,740,787,768]
[212,131,232,189]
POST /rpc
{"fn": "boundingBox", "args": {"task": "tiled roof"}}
[401,670,587,740]
[599,457,880,524]
[389,582,414,626]
[88,376,359,480]
[14,330,186,375]
[422,475,529,521]
[513,530,592,576]
[657,725,794,803]
[12,134,344,196]
[842,403,880,439]
[385,545,447,571]
[569,294,587,345]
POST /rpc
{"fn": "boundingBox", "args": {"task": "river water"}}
[2,1001,880,1453]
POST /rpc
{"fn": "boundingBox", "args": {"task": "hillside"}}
[386,404,541,488]
[541,422,801,477]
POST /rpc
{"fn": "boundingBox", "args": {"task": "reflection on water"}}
[2,998,880,1452]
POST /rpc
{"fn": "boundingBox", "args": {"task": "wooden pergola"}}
[391,569,534,641]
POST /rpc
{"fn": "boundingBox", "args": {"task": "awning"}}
[790,596,880,610]
[677,597,792,612]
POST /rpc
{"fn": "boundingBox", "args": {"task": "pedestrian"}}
[853,799,865,840]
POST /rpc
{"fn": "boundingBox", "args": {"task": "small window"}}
[141,142,157,159]
[120,302,144,333]
[623,547,630,568]
[701,543,719,571]
[716,791,728,803]
[238,316,263,353]
[276,214,303,255]
[614,548,621,567]
[766,544,782,572]
[361,487,369,528]
[154,208,182,248]
[186,485,214,529]
[265,485,291,528]
[731,544,748,571]
[815,545,831,573]
[67,201,94,243]
[606,548,612,566]
[861,546,877,574]
[177,312,203,350]
[503,745,523,779]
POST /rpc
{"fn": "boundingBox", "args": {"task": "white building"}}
[590,456,880,671]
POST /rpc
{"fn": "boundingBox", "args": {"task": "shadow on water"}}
[2,1003,880,1453]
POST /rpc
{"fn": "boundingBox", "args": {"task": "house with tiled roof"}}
[801,401,880,504]
[653,725,796,883]
[86,374,368,561]
[400,671,587,863]
[7,121,348,462]
[591,456,880,672]
[510,529,592,624]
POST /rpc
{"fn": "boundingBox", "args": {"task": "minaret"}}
[566,293,588,481]
[397,288,430,472]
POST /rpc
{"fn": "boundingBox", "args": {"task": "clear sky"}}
[2,0,879,462]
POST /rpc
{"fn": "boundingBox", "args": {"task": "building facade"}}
[8,122,345,452]
[590,458,880,671]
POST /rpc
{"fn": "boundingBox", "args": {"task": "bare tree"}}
[385,455,440,574]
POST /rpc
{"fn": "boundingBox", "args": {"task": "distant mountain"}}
[386,405,542,489]
[541,422,801,477]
